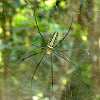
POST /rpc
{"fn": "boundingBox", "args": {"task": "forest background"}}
[0,0,100,100]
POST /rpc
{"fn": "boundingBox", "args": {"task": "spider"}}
[22,10,78,91]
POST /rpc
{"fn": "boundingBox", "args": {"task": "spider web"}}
[0,0,100,100]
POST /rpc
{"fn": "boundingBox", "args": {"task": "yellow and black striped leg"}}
[32,44,46,49]
[20,50,45,63]
[54,17,73,48]
[50,54,53,93]
[31,52,45,88]
[51,54,53,93]
[34,10,46,46]
[53,52,78,68]
[53,49,68,52]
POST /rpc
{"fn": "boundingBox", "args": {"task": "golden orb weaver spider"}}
[21,9,78,92]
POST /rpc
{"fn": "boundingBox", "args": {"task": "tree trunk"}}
[1,0,9,100]
[60,0,81,100]
[87,0,100,99]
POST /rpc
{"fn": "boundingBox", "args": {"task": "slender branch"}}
[53,52,78,67]
[31,52,45,88]
[26,0,30,4]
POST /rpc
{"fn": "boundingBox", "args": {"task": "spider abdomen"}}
[49,31,58,47]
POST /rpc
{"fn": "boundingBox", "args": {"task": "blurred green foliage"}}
[0,0,99,100]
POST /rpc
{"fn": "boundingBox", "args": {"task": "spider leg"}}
[51,54,53,93]
[53,49,68,52]
[32,44,46,48]
[54,17,73,48]
[31,52,45,88]
[21,50,45,62]
[34,10,46,45]
[53,52,78,67]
